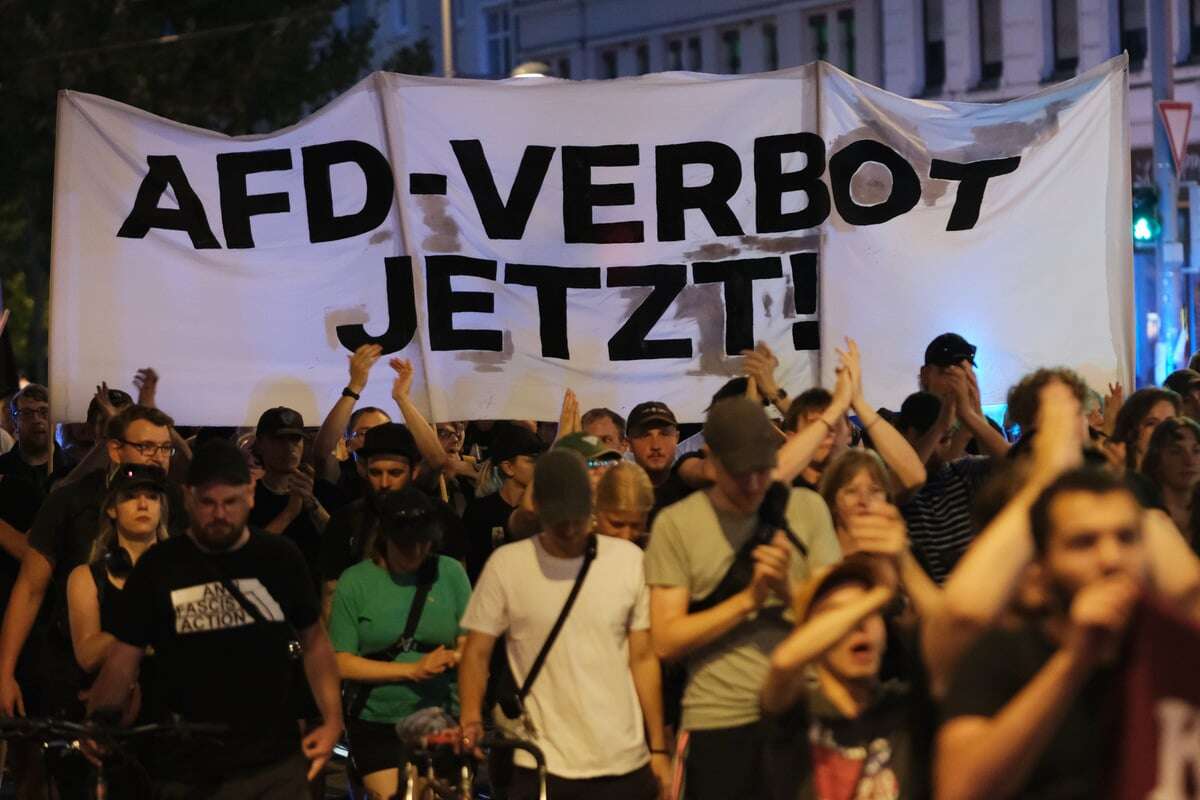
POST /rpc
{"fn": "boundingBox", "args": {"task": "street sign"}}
[1158,100,1193,178]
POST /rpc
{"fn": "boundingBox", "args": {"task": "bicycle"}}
[400,730,548,800]
[0,715,228,799]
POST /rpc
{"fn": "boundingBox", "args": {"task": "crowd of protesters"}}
[0,332,1196,800]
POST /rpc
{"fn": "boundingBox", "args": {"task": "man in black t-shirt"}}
[0,385,69,609]
[0,405,187,718]
[248,407,341,584]
[88,440,342,796]
[627,402,705,526]
[460,423,545,582]
[937,468,1170,799]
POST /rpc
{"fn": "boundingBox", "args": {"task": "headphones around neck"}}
[104,541,134,579]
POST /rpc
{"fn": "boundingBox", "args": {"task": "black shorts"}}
[347,717,406,777]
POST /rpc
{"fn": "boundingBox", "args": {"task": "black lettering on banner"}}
[426,255,503,352]
[302,140,396,243]
[929,156,1022,231]
[116,155,221,249]
[562,145,644,244]
[409,173,447,195]
[754,133,831,233]
[451,140,554,240]
[655,142,745,241]
[789,252,820,351]
[828,140,921,225]
[216,149,293,248]
[336,256,419,354]
[693,257,784,355]
[504,264,602,359]
[606,265,691,360]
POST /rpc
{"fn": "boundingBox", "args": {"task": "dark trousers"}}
[510,763,658,800]
[151,752,308,800]
[684,721,767,800]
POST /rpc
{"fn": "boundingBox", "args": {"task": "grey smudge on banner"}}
[418,196,461,253]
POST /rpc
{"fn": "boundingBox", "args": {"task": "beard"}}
[193,519,245,551]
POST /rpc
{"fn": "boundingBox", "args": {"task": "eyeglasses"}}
[437,427,464,441]
[121,440,176,458]
[347,430,368,442]
[14,408,49,420]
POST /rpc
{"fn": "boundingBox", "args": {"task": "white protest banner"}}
[50,58,1130,425]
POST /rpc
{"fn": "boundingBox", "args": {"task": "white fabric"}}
[461,534,651,777]
[50,58,1131,424]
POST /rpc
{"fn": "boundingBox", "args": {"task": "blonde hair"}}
[818,449,892,526]
[594,461,655,514]
[92,489,170,563]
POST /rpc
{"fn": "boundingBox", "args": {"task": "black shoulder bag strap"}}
[345,557,439,720]
[517,536,597,705]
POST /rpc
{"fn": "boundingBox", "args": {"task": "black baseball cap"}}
[187,439,252,487]
[627,402,678,437]
[378,487,442,544]
[256,407,305,438]
[489,423,547,464]
[924,333,977,368]
[107,463,168,496]
[356,423,420,464]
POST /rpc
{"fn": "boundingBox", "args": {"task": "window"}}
[838,10,856,75]
[394,0,408,32]
[722,29,741,73]
[809,14,829,62]
[979,0,1003,83]
[484,5,512,76]
[668,39,684,70]
[601,49,618,78]
[1051,0,1078,77]
[924,0,945,89]
[557,57,571,79]
[687,36,702,70]
[636,43,650,74]
[764,23,779,71]
[1121,0,1147,71]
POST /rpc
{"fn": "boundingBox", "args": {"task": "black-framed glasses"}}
[437,427,464,441]
[121,440,176,458]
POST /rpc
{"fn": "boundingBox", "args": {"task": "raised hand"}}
[1103,381,1124,436]
[835,338,865,408]
[558,389,580,437]
[1066,574,1141,666]
[1030,378,1085,485]
[93,382,118,422]
[389,358,415,403]
[742,342,782,401]
[132,368,159,408]
[287,464,317,509]
[348,344,383,394]
[843,504,908,561]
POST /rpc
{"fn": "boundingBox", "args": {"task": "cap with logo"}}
[703,396,783,475]
[108,463,168,497]
[256,407,305,438]
[553,432,622,464]
[378,486,442,544]
[923,333,977,368]
[627,402,678,437]
[356,423,420,464]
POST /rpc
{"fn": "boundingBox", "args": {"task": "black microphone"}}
[758,482,808,557]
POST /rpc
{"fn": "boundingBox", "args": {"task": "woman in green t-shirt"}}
[329,487,471,800]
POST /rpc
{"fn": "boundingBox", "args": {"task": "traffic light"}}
[1133,185,1161,246]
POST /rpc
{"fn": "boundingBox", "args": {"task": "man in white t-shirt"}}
[459,448,669,800]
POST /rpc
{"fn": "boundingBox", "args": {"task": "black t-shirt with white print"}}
[110,528,320,782]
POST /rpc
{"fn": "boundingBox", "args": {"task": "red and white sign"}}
[1157,100,1193,178]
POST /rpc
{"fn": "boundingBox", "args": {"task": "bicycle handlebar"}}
[0,716,229,743]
